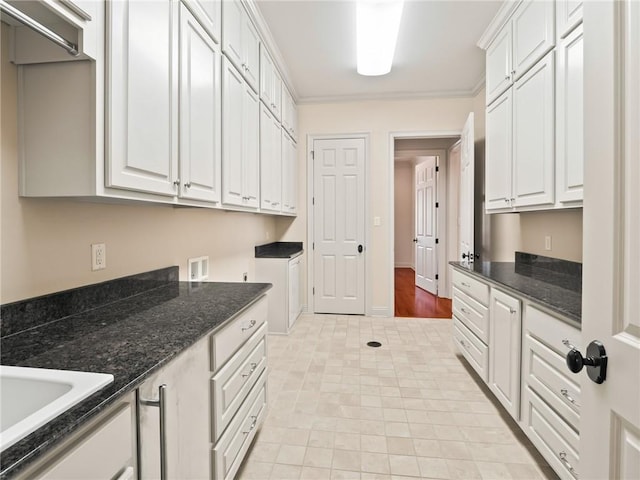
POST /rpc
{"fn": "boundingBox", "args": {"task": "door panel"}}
[459,113,475,259]
[313,138,366,314]
[414,158,437,294]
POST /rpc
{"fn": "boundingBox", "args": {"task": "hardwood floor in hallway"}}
[394,267,452,318]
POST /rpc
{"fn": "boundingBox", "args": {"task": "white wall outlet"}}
[243,272,248,282]
[188,256,209,281]
[545,235,552,251]
[91,243,106,271]
[373,216,381,226]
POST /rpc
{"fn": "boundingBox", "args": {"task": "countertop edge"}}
[449,263,581,329]
[0,284,271,478]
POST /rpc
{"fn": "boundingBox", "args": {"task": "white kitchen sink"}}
[0,365,114,451]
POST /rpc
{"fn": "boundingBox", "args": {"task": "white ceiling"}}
[255,0,504,103]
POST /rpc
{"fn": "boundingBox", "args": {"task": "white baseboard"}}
[369,306,392,317]
[394,263,414,269]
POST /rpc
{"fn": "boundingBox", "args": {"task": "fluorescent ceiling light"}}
[357,0,404,76]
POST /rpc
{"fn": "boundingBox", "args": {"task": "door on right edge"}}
[580,1,640,477]
[459,112,475,261]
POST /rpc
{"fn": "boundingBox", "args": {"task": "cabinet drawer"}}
[522,387,579,480]
[523,333,580,430]
[525,305,582,357]
[213,371,268,480]
[212,323,267,441]
[452,270,489,305]
[452,286,489,343]
[453,318,488,382]
[211,296,267,371]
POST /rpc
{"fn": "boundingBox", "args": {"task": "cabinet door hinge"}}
[435,274,439,280]
[435,238,439,244]
[312,197,315,205]
[311,151,314,159]
[313,287,315,295]
[435,202,439,208]
[312,242,315,250]
[435,166,439,172]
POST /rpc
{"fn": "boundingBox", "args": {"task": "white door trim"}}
[389,131,460,314]
[307,133,371,315]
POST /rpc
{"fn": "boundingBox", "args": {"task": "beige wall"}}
[520,209,583,262]
[394,162,414,268]
[1,25,277,304]
[278,96,475,315]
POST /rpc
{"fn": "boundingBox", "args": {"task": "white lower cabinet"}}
[489,289,522,420]
[256,255,303,334]
[452,267,581,480]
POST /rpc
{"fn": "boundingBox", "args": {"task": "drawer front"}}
[452,269,489,305]
[453,318,488,382]
[453,286,489,343]
[524,333,581,429]
[213,371,268,480]
[525,305,582,357]
[522,387,579,480]
[212,296,268,371]
[212,323,267,441]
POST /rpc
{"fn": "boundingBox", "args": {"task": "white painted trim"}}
[394,263,414,269]
[477,0,522,50]
[471,75,486,97]
[389,131,462,317]
[370,307,392,317]
[307,133,371,316]
[298,90,477,105]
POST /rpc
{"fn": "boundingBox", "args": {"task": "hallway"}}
[394,268,452,318]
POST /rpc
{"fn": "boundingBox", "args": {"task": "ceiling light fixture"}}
[356,0,405,76]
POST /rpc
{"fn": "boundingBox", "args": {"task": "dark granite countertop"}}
[450,256,581,326]
[0,269,271,478]
[255,241,303,259]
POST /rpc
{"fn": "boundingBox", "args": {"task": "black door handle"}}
[358,244,363,253]
[413,238,418,243]
[566,340,607,384]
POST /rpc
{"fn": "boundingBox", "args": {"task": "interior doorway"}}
[392,135,461,318]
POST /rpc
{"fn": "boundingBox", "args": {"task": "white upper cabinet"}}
[485,26,512,106]
[281,86,298,142]
[281,130,297,215]
[222,0,259,92]
[260,104,282,212]
[178,4,222,204]
[485,90,513,210]
[555,24,583,204]
[107,0,179,196]
[485,0,554,106]
[260,45,283,120]
[222,57,259,209]
[511,0,555,80]
[556,0,583,39]
[182,0,221,44]
[512,51,555,208]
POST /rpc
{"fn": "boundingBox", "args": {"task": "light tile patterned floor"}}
[238,314,558,480]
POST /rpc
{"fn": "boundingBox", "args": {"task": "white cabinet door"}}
[179,5,222,203]
[281,86,297,142]
[489,289,521,420]
[485,26,512,106]
[259,46,282,120]
[556,0,582,39]
[243,83,260,208]
[182,0,221,44]
[511,0,555,80]
[222,58,245,206]
[138,337,211,479]
[556,24,583,204]
[288,257,301,328]
[260,104,282,212]
[282,132,297,215]
[485,90,513,211]
[107,0,179,196]
[221,0,242,68]
[241,13,260,92]
[513,51,555,208]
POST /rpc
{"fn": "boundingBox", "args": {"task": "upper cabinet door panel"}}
[182,0,221,44]
[107,0,178,196]
[512,0,555,80]
[556,0,583,39]
[179,4,222,203]
[513,51,555,208]
[242,84,260,207]
[486,26,512,106]
[222,0,243,69]
[222,58,245,206]
[485,90,513,211]
[242,14,260,92]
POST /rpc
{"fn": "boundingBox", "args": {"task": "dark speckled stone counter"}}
[0,268,271,478]
[450,253,581,326]
[255,241,303,258]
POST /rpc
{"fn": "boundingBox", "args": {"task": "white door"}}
[221,58,244,206]
[414,157,438,295]
[179,5,221,203]
[580,1,640,478]
[313,138,366,314]
[459,112,475,259]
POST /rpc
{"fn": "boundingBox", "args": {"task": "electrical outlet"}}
[545,236,552,251]
[243,272,248,282]
[91,243,106,271]
[373,216,381,226]
[188,256,209,281]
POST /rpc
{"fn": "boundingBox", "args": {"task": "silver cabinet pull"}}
[184,182,191,188]
[560,388,580,407]
[509,308,517,314]
[562,339,577,350]
[242,319,257,332]
[460,307,470,315]
[241,362,258,378]
[558,451,577,478]
[243,415,258,435]
[459,339,470,351]
[173,179,180,187]
[140,384,168,480]
[461,282,471,288]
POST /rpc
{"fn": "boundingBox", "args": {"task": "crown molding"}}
[297,88,478,105]
[471,75,486,97]
[242,0,298,101]
[476,0,521,50]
